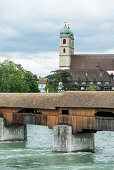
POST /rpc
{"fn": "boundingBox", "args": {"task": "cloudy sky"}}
[0,0,114,77]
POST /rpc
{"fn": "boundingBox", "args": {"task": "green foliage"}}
[24,72,40,92]
[46,70,77,92]
[0,60,39,93]
[86,85,100,91]
[45,83,54,93]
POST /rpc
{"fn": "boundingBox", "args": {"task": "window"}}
[74,80,78,84]
[97,81,101,85]
[63,48,66,53]
[62,110,69,115]
[89,81,94,85]
[105,81,110,85]
[104,87,111,91]
[63,39,66,44]
[82,81,86,85]
[80,87,85,90]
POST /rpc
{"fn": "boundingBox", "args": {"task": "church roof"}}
[71,54,114,71]
[71,70,114,86]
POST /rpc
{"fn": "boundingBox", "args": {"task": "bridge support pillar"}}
[53,125,94,152]
[0,118,27,141]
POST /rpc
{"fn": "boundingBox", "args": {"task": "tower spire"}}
[68,19,70,28]
[65,18,66,26]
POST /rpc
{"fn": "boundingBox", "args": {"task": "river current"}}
[0,125,113,170]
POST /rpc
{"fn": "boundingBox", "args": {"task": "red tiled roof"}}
[38,78,48,84]
[71,54,114,70]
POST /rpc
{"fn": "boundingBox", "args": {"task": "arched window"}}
[63,48,66,53]
[63,39,66,44]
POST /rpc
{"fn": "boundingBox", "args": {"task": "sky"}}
[0,0,114,77]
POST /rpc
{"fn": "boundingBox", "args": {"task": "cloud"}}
[0,0,114,53]
[0,0,114,76]
[0,52,59,77]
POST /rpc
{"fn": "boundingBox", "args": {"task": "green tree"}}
[46,70,76,92]
[0,60,39,93]
[86,85,100,91]
[45,83,54,93]
[7,70,30,92]
[24,72,40,92]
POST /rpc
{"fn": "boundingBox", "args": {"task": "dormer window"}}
[82,81,86,84]
[105,81,110,84]
[74,80,78,84]
[97,81,101,85]
[63,48,66,53]
[63,39,66,44]
[90,81,94,85]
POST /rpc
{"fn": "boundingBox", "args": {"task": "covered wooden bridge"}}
[0,91,114,133]
[0,91,114,152]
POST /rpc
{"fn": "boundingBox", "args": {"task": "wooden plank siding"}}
[0,107,114,133]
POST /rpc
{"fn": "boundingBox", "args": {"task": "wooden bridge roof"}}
[0,91,114,109]
[57,91,114,109]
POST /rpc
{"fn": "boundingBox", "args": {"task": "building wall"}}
[38,84,46,93]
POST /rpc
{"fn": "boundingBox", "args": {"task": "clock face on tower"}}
[61,57,70,66]
[62,59,66,64]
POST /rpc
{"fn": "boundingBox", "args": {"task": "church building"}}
[59,21,114,91]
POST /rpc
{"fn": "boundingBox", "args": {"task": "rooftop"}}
[0,91,114,109]
[38,78,48,84]
[71,54,114,71]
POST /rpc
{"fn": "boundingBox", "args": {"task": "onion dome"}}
[60,24,74,37]
[68,26,74,37]
[60,21,74,37]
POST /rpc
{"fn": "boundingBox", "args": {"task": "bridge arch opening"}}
[95,111,114,118]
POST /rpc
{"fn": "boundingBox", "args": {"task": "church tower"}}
[59,20,74,70]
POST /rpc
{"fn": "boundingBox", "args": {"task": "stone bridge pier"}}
[0,118,27,141]
[53,124,94,152]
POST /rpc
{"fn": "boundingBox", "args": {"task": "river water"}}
[0,125,113,170]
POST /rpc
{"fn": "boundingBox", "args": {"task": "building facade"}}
[38,77,48,93]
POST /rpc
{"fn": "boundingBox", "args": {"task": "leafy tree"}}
[0,60,39,93]
[86,85,100,91]
[24,72,40,92]
[45,83,54,93]
[7,70,30,92]
[46,70,77,92]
